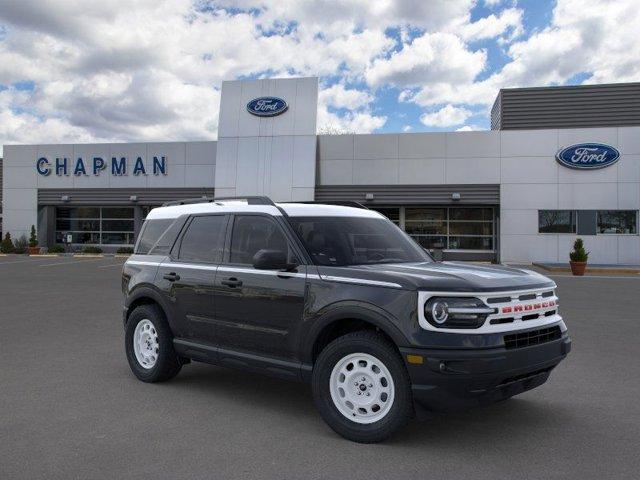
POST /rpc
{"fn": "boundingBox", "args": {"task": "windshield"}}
[289,216,432,266]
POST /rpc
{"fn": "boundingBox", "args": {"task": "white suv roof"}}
[145,200,383,220]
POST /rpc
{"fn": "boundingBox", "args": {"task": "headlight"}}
[424,297,494,329]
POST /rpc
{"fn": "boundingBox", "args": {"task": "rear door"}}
[213,214,307,359]
[157,214,229,345]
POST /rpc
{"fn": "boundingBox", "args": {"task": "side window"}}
[178,215,227,263]
[136,219,173,254]
[229,215,291,265]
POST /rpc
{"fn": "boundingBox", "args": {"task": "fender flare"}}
[301,301,410,365]
[124,284,172,325]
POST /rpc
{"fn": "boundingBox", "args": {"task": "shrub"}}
[1,233,14,253]
[48,244,66,253]
[116,247,134,254]
[29,225,38,247]
[13,235,28,254]
[569,238,589,262]
[82,246,103,254]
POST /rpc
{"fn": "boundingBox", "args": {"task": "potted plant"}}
[569,238,589,276]
[1,232,14,254]
[13,235,28,254]
[28,225,40,255]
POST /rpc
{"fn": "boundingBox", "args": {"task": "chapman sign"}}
[556,143,620,170]
[36,156,168,177]
[246,97,288,117]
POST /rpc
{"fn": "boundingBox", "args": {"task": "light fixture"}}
[61,195,70,203]
[365,193,374,201]
[452,192,461,201]
[130,195,138,202]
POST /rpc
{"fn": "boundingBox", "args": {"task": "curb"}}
[533,262,640,275]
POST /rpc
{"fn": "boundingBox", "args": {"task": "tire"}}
[312,331,413,443]
[125,304,182,383]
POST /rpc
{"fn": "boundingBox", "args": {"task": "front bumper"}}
[400,332,571,413]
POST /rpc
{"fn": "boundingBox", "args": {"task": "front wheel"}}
[312,331,413,443]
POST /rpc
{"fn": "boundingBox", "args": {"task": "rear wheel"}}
[312,331,413,443]
[125,304,182,382]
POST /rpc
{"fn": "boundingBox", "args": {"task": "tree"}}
[317,124,355,135]
[29,225,38,248]
[1,232,14,253]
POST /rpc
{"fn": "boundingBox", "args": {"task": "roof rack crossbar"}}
[213,196,276,206]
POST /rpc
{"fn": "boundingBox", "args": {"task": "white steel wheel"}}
[133,319,159,369]
[329,352,395,424]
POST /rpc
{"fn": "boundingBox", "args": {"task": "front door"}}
[214,214,307,359]
[157,214,229,344]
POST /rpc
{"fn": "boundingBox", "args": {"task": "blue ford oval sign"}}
[247,97,288,117]
[556,143,620,170]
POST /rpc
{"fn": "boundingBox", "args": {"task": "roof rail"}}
[213,196,276,206]
[162,196,215,207]
[162,196,277,207]
[294,200,369,210]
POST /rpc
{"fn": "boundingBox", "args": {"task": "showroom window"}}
[538,210,577,233]
[370,207,400,226]
[55,207,135,245]
[404,207,494,250]
[597,211,638,234]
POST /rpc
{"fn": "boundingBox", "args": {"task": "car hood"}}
[317,261,555,292]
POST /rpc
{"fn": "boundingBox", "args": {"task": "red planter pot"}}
[569,261,587,276]
[27,246,41,255]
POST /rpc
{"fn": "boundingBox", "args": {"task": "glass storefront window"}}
[411,235,447,249]
[449,208,493,221]
[403,206,494,251]
[55,206,135,246]
[449,236,493,250]
[597,211,638,234]
[538,210,576,233]
[371,207,400,225]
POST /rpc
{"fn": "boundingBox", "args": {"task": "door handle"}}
[221,277,243,288]
[163,272,180,282]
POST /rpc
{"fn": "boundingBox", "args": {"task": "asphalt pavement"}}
[0,255,639,479]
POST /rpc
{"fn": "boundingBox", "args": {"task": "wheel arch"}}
[303,303,409,367]
[124,286,170,327]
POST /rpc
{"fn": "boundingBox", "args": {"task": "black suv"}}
[122,196,570,443]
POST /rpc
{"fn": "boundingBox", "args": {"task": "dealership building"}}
[2,78,639,264]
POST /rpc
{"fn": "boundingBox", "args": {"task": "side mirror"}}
[252,249,293,270]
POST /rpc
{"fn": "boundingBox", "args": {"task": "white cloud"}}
[317,107,387,134]
[420,105,472,127]
[456,124,483,131]
[405,0,640,109]
[402,125,412,132]
[0,0,639,150]
[366,32,486,87]
[458,7,523,42]
[319,84,373,110]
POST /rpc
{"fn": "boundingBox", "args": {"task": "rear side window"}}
[229,215,291,265]
[136,219,173,254]
[178,215,227,263]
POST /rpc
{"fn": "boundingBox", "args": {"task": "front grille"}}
[503,326,562,350]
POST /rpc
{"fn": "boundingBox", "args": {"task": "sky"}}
[0,0,639,154]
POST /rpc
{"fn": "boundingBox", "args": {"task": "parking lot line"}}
[39,258,107,267]
[97,263,126,269]
[0,257,56,265]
